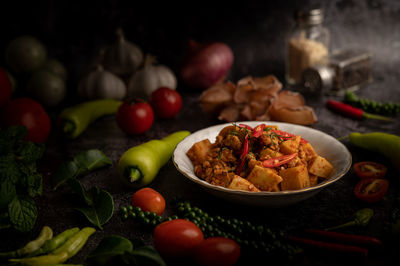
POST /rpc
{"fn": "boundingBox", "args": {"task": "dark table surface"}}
[1,1,400,266]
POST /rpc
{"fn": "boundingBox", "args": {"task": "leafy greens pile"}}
[0,126,45,232]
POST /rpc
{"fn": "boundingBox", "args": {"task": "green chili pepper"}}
[0,226,53,260]
[325,208,374,231]
[9,251,69,266]
[118,130,190,187]
[29,227,80,257]
[59,99,122,138]
[349,132,400,173]
[51,227,96,261]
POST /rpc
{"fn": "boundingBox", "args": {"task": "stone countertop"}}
[1,1,400,265]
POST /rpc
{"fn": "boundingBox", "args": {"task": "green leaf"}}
[88,235,133,265]
[67,178,94,206]
[0,179,16,209]
[75,187,114,229]
[17,142,45,164]
[8,195,37,232]
[26,173,43,198]
[123,246,166,266]
[53,161,79,190]
[0,126,27,156]
[73,149,112,173]
[0,155,21,183]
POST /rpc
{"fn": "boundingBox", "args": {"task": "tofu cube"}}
[186,139,212,165]
[247,165,283,192]
[309,174,319,186]
[259,147,283,160]
[227,175,260,192]
[279,165,311,191]
[280,136,301,155]
[299,142,317,161]
[308,155,334,178]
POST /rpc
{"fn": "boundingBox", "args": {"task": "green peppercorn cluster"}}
[119,201,298,258]
[344,91,400,116]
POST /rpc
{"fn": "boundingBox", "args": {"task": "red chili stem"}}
[303,229,383,247]
[286,235,368,258]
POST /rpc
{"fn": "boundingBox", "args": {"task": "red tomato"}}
[150,87,182,118]
[0,68,13,107]
[354,178,389,203]
[116,99,154,135]
[353,161,387,179]
[193,237,241,266]
[131,187,166,215]
[153,219,204,258]
[2,98,51,143]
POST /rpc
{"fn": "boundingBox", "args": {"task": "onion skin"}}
[180,40,234,90]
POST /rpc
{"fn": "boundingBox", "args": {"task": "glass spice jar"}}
[285,8,330,86]
[302,49,372,94]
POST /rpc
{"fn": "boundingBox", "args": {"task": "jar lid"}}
[303,64,334,91]
[296,8,324,25]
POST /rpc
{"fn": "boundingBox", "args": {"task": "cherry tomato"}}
[131,187,165,215]
[0,68,13,107]
[150,87,182,119]
[153,219,204,258]
[2,98,51,143]
[116,99,154,135]
[353,161,387,179]
[354,178,389,203]
[193,237,241,266]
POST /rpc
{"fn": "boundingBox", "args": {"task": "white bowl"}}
[172,121,351,207]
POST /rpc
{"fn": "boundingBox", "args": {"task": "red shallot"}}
[180,40,234,90]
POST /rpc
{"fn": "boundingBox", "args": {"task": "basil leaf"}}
[73,149,112,173]
[0,155,21,184]
[53,161,79,190]
[0,179,16,209]
[67,178,94,206]
[75,187,114,229]
[123,246,166,266]
[53,149,112,190]
[26,173,43,198]
[0,126,27,156]
[8,195,37,232]
[88,235,133,264]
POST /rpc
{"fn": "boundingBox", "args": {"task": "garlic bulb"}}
[128,55,177,99]
[103,28,143,78]
[78,65,127,100]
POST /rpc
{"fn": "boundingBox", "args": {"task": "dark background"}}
[0,0,400,265]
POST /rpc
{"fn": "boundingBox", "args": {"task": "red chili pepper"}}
[262,152,297,168]
[272,130,308,144]
[235,135,249,174]
[326,100,391,121]
[252,124,266,138]
[303,229,383,248]
[286,235,368,258]
[238,123,252,130]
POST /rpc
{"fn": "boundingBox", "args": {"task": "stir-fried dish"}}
[186,123,334,192]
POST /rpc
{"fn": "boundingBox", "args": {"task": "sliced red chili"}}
[252,124,266,138]
[271,130,308,144]
[235,135,249,174]
[262,152,297,168]
[354,178,389,203]
[353,162,387,179]
[238,123,253,130]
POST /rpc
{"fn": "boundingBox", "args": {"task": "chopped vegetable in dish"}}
[186,123,334,192]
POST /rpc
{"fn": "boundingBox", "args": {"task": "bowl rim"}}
[173,121,352,197]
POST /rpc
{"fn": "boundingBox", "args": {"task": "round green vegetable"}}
[117,130,190,187]
[27,70,66,107]
[40,58,68,81]
[5,35,47,74]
